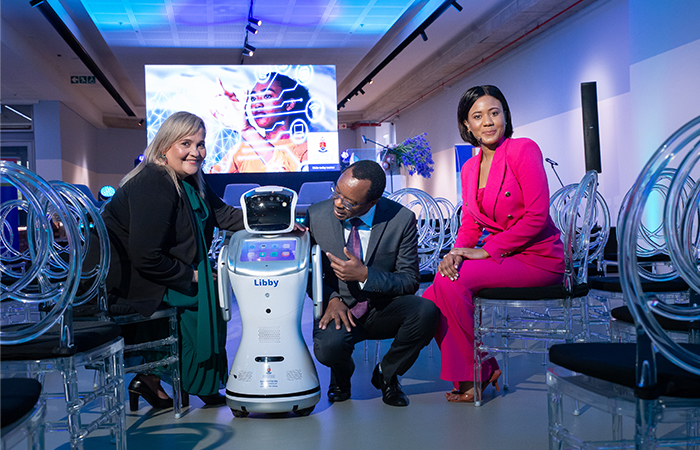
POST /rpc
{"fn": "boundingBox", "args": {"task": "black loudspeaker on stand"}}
[581,81,602,173]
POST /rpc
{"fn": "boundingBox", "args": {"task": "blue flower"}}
[386,132,434,178]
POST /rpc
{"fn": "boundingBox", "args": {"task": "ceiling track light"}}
[336,0,463,111]
[246,24,258,34]
[243,43,256,56]
[359,88,365,95]
[248,16,262,26]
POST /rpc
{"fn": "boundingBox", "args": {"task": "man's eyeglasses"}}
[331,186,369,211]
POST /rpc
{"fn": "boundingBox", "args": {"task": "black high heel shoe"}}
[128,374,174,411]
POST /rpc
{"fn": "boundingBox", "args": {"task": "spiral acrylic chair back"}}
[547,114,700,450]
[472,170,598,406]
[387,188,445,274]
[588,170,696,344]
[550,187,611,341]
[0,162,126,450]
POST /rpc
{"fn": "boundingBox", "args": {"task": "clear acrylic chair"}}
[547,114,700,450]
[68,183,184,419]
[387,188,445,274]
[0,162,126,450]
[473,170,599,406]
[1,378,45,450]
[588,169,695,343]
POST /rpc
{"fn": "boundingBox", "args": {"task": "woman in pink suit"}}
[422,85,565,402]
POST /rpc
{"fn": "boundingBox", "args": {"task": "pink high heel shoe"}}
[445,361,501,403]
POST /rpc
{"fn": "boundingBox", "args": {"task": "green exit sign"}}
[71,76,96,84]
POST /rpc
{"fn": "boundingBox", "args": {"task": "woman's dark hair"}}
[342,160,386,202]
[457,85,513,146]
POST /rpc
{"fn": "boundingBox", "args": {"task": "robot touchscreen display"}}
[240,239,297,262]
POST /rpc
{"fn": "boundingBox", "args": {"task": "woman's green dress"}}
[163,181,228,396]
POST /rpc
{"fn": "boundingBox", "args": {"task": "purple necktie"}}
[346,217,367,318]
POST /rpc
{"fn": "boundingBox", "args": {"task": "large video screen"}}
[145,64,339,173]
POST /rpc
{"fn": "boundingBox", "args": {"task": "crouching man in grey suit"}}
[306,160,439,406]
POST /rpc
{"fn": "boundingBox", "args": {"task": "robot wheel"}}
[231,409,249,418]
[293,406,315,417]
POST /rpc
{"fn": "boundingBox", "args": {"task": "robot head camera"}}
[241,186,297,234]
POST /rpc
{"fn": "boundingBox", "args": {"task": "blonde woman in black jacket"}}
[102,111,244,408]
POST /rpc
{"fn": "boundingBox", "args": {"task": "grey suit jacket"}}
[305,197,420,311]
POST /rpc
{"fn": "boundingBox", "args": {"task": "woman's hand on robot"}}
[192,269,217,284]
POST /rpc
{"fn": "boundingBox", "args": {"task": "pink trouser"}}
[422,257,563,383]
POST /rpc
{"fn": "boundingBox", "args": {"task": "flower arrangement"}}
[383,132,434,178]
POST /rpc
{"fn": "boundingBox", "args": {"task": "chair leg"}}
[686,411,700,450]
[170,311,183,419]
[61,359,84,450]
[374,341,381,366]
[612,413,623,441]
[547,385,564,450]
[635,397,659,450]
[364,340,368,362]
[474,302,483,406]
[110,350,127,450]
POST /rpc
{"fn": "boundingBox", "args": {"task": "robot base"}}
[226,391,320,417]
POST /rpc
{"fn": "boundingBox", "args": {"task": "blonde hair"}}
[120,111,207,197]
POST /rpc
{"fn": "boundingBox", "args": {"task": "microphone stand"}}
[362,135,394,192]
[545,157,564,187]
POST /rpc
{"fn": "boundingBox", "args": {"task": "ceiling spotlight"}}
[420,31,428,41]
[368,79,374,85]
[246,24,258,34]
[451,1,463,12]
[243,43,256,56]
[359,88,365,95]
[248,16,262,26]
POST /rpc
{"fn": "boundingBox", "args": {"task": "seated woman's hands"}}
[438,247,489,281]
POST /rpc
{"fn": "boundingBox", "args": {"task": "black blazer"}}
[305,197,420,311]
[102,164,244,316]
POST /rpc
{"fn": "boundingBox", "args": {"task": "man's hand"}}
[327,248,368,282]
[319,297,356,332]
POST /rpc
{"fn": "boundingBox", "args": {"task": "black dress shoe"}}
[327,385,351,403]
[371,364,409,407]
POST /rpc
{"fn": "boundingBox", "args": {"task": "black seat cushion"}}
[0,321,122,361]
[611,305,700,331]
[589,276,689,293]
[0,378,42,430]
[550,342,700,399]
[477,282,589,300]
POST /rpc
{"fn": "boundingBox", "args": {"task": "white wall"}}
[394,0,700,224]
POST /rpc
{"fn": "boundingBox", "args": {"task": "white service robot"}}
[217,186,323,417]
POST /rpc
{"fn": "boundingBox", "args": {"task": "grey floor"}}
[38,284,625,450]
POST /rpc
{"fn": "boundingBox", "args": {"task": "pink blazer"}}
[455,137,565,274]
